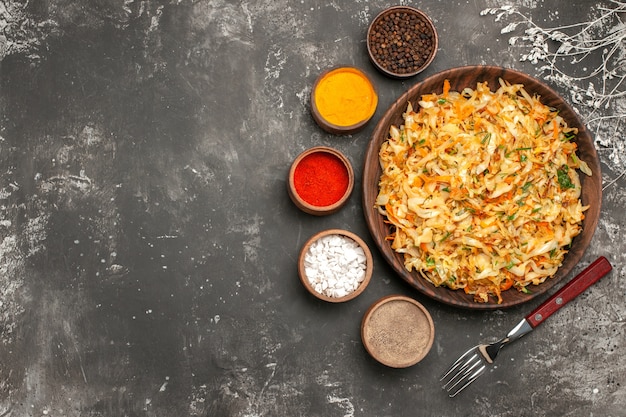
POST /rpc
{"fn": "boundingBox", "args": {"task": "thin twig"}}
[603,168,626,190]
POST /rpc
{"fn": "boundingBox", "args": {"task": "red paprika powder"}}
[293,152,349,207]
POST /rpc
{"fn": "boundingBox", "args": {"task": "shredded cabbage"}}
[375,79,591,303]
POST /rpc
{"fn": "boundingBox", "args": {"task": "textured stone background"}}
[0,0,624,416]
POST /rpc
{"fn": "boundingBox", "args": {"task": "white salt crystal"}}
[344,255,353,261]
[304,234,368,298]
[334,288,347,298]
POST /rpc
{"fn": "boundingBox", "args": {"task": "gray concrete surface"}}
[0,0,624,416]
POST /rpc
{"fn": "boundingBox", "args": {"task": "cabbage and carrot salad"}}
[375,79,592,303]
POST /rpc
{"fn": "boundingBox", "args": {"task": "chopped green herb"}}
[563,132,576,141]
[557,165,575,189]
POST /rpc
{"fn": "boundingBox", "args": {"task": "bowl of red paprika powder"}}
[287,146,354,216]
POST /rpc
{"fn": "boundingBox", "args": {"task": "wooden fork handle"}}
[526,256,613,328]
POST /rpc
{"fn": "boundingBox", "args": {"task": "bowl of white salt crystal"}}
[298,229,373,302]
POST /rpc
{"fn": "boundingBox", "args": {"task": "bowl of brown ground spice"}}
[367,6,438,79]
[361,295,435,368]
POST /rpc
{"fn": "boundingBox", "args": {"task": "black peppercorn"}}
[368,7,437,76]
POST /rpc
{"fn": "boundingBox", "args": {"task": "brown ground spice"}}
[364,299,432,366]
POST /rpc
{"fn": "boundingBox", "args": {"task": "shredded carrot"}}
[486,189,514,204]
[536,221,552,232]
[414,147,429,158]
[443,79,451,98]
[449,188,468,200]
[553,119,559,140]
[500,276,514,291]
[420,174,452,184]
[411,175,425,187]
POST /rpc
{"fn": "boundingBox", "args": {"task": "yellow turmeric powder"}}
[313,67,378,127]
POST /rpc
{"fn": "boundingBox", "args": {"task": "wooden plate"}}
[362,66,602,309]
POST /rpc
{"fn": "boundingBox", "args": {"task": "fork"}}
[440,256,613,397]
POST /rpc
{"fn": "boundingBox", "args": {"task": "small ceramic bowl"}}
[287,146,354,216]
[361,295,435,367]
[298,229,373,303]
[310,66,378,135]
[367,6,438,79]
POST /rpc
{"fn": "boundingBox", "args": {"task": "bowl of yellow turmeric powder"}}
[310,66,378,135]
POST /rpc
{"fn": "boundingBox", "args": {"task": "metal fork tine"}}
[440,347,476,381]
[440,347,487,397]
[441,353,478,388]
[441,354,481,391]
[448,365,486,397]
[446,355,479,382]
[448,362,486,398]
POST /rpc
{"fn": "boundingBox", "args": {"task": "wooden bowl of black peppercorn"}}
[367,6,438,79]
